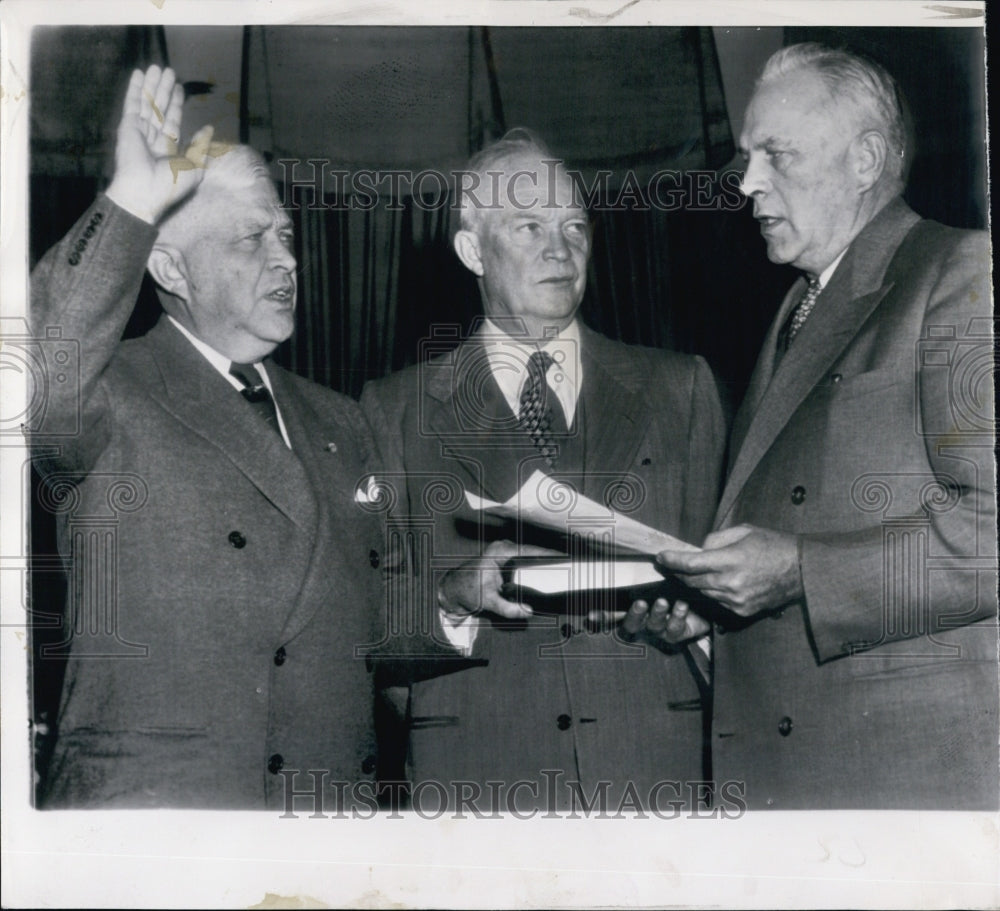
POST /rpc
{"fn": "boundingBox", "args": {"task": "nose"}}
[542,225,571,261]
[739,153,769,199]
[266,232,297,272]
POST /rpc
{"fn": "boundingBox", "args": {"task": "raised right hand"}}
[105,66,215,225]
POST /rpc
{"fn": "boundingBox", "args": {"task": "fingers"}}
[655,548,715,576]
[184,124,215,168]
[663,599,691,639]
[482,589,533,620]
[622,599,650,635]
[122,69,145,119]
[161,83,185,148]
[150,66,176,127]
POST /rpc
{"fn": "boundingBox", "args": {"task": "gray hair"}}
[456,128,562,232]
[759,43,907,183]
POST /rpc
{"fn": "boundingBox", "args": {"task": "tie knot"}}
[525,350,555,385]
[229,361,265,390]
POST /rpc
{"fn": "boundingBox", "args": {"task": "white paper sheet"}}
[465,470,700,555]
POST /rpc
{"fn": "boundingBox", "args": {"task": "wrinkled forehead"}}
[197,177,291,233]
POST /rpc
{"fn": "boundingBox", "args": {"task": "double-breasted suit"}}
[31,199,387,809]
[712,198,998,809]
[362,323,725,809]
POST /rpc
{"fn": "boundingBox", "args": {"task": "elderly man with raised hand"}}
[361,130,726,813]
[31,66,390,809]
[636,44,997,810]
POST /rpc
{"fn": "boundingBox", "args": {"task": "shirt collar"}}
[817,249,847,289]
[477,317,583,429]
[166,314,271,392]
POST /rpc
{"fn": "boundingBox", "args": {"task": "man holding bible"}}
[361,130,726,811]
[638,44,997,810]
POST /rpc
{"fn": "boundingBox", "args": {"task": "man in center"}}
[361,131,725,811]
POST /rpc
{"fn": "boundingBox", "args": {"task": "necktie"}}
[229,362,283,439]
[780,277,822,351]
[518,350,559,468]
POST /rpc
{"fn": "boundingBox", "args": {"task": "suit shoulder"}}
[361,359,423,402]
[896,220,989,270]
[271,365,369,424]
[584,328,709,387]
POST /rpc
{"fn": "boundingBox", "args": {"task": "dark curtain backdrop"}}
[272,183,792,415]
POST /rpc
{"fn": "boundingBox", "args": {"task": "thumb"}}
[184,125,215,169]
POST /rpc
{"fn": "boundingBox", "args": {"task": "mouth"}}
[756,215,784,232]
[266,285,295,306]
[538,275,577,285]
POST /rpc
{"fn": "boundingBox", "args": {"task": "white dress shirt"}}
[478,317,583,428]
[167,315,291,448]
[441,318,585,653]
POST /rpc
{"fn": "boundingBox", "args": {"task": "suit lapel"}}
[717,199,921,525]
[578,327,647,501]
[144,319,317,530]
[424,339,535,502]
[728,278,805,460]
[266,370,358,644]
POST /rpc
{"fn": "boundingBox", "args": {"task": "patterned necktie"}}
[229,362,283,439]
[781,277,822,350]
[518,350,558,468]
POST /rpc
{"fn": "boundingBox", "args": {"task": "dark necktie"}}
[229,361,283,440]
[778,277,822,352]
[518,350,559,468]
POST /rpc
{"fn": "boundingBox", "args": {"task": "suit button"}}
[778,716,793,737]
[229,531,246,549]
[556,714,572,731]
[830,373,843,384]
[274,646,286,666]
[790,486,806,505]
[771,608,785,620]
[560,622,575,638]
[641,457,652,466]
[369,549,380,568]
[267,753,284,774]
[715,622,726,636]
[361,755,377,774]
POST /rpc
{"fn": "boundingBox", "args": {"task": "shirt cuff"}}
[438,608,481,656]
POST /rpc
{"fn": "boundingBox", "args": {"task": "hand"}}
[619,597,710,646]
[105,66,215,224]
[437,540,562,621]
[655,525,803,619]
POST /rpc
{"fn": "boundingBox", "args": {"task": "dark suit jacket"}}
[361,323,725,810]
[713,198,998,809]
[31,198,386,809]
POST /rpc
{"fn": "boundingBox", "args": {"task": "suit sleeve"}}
[30,197,158,478]
[359,379,489,678]
[799,231,997,661]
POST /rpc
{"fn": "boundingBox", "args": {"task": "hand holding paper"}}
[464,470,700,596]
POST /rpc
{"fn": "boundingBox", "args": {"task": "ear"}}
[854,130,888,192]
[147,245,190,300]
[453,229,485,277]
